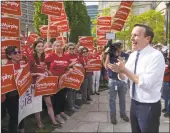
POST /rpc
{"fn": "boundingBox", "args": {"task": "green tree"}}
[116,10,165,47]
[65,1,91,43]
[33,2,48,34]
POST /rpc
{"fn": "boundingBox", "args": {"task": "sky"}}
[84,1,99,6]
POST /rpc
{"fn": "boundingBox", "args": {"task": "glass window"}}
[22,9,27,13]
[21,4,27,8]
[22,14,27,18]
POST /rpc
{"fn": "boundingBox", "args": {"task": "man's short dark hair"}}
[5,46,17,60]
[134,24,154,43]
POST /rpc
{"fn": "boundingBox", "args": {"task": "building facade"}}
[86,5,98,36]
[98,1,154,16]
[20,1,35,35]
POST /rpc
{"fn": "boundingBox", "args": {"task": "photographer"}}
[104,40,129,125]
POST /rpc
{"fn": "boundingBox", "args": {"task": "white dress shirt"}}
[125,45,165,103]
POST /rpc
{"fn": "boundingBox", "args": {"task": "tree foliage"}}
[33,2,48,34]
[116,10,165,47]
[33,1,91,43]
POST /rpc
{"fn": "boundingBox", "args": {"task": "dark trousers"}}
[81,72,93,102]
[54,88,67,115]
[5,95,24,133]
[130,99,161,133]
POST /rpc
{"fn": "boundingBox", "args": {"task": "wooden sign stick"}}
[47,15,51,43]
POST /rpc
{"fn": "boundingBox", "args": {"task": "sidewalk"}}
[53,90,169,132]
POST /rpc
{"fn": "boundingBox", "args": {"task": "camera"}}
[106,40,122,60]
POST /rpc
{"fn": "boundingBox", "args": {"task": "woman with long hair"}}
[29,40,62,129]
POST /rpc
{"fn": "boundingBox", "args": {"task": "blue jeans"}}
[108,78,127,117]
[162,82,170,112]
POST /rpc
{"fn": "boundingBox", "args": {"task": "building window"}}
[22,14,27,18]
[21,4,27,8]
[22,9,27,13]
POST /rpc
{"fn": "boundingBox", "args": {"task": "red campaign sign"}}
[85,59,102,72]
[114,7,131,21]
[34,76,59,96]
[120,1,134,7]
[58,70,84,90]
[49,9,67,22]
[1,16,20,37]
[97,39,108,46]
[73,64,85,75]
[40,25,58,38]
[41,2,63,16]
[27,32,39,44]
[52,20,70,33]
[15,63,32,96]
[111,23,124,31]
[97,36,106,40]
[113,19,126,26]
[79,36,94,49]
[97,16,112,26]
[1,40,21,59]
[1,64,17,94]
[96,26,111,36]
[1,1,22,16]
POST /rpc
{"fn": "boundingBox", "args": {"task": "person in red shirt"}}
[64,43,80,112]
[79,47,93,104]
[29,40,61,129]
[4,46,25,133]
[45,41,72,124]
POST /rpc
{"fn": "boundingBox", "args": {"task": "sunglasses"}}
[82,51,88,53]
[69,48,75,50]
[9,51,21,55]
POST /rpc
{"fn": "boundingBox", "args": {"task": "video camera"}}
[106,40,122,60]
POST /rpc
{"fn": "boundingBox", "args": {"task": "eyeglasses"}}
[69,48,75,50]
[9,51,21,55]
[82,51,88,53]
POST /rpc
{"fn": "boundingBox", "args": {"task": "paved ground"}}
[53,90,170,132]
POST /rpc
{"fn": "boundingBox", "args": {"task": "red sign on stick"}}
[40,25,58,38]
[1,17,20,37]
[1,1,22,16]
[41,2,63,16]
[49,9,67,22]
[1,64,17,94]
[27,32,39,44]
[52,20,69,33]
[15,63,32,96]
[111,23,124,31]
[79,36,94,49]
[97,39,108,46]
[97,16,112,26]
[1,40,21,59]
[120,1,133,7]
[59,70,84,90]
[96,26,111,36]
[34,76,59,96]
[85,59,102,72]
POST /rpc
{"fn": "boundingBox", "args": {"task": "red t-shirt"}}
[45,52,70,76]
[65,53,79,63]
[28,54,47,84]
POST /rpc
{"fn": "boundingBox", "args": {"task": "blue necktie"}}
[132,51,140,98]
